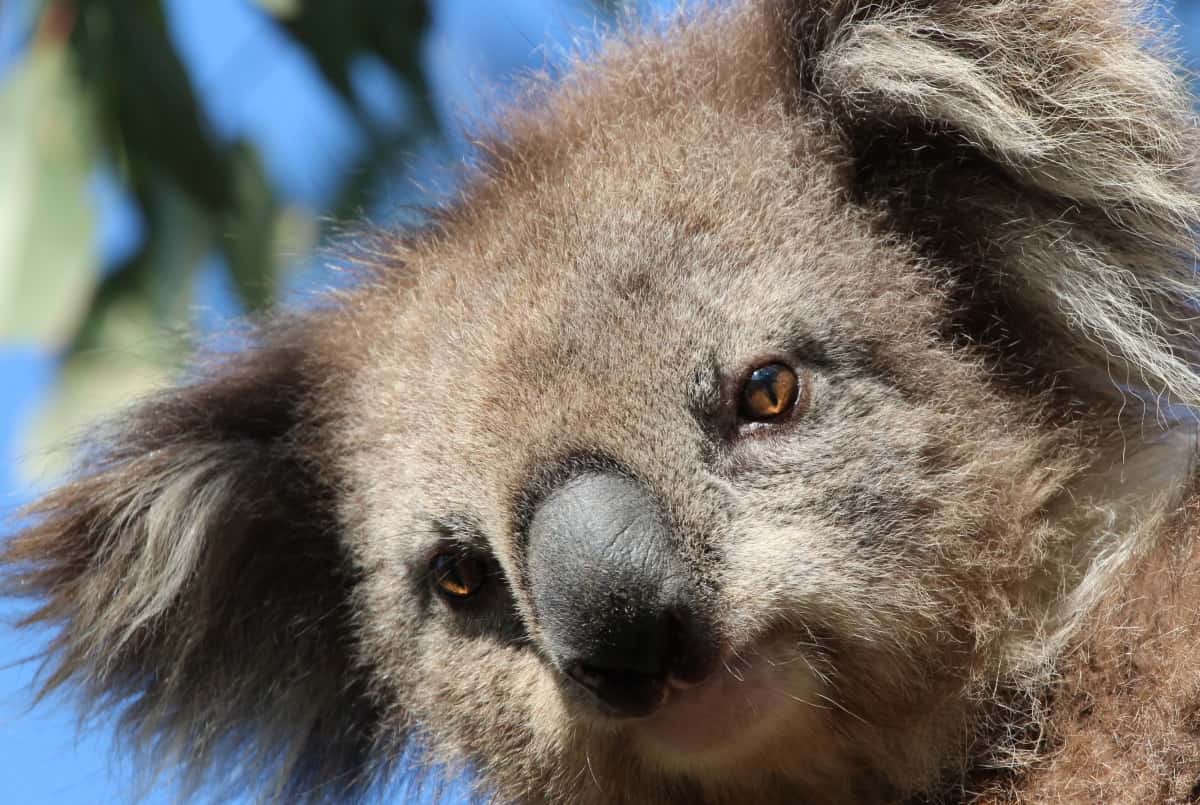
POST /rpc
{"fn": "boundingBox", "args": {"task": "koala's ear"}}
[3,321,379,801]
[775,0,1200,407]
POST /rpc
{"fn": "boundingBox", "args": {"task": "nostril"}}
[561,608,722,717]
[664,610,722,686]
[566,661,667,718]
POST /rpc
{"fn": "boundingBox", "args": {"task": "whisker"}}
[818,693,868,725]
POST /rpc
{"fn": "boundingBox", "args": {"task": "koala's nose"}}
[525,471,719,718]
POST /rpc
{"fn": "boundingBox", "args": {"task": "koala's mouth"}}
[629,650,815,767]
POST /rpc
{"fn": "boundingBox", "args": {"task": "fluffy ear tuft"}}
[775,0,1200,411]
[3,321,381,802]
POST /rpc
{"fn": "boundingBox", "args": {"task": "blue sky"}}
[2,0,1200,802]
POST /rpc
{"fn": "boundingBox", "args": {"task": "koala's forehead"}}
[391,223,726,456]
[345,118,938,518]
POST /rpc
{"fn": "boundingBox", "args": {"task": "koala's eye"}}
[431,551,488,601]
[739,363,802,422]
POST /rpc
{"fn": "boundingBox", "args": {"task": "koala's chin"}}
[8,0,1200,803]
[629,653,807,766]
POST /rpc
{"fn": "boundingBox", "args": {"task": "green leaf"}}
[272,205,320,263]
[19,295,180,484]
[219,144,319,311]
[21,178,210,482]
[72,0,234,213]
[271,0,432,121]
[0,36,98,348]
[221,145,282,311]
[254,0,301,19]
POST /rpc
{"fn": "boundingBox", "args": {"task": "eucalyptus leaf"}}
[254,0,301,19]
[272,205,319,264]
[0,37,97,348]
[22,178,210,481]
[13,0,440,472]
[20,295,182,483]
[221,145,281,311]
[72,0,234,213]
[272,0,432,125]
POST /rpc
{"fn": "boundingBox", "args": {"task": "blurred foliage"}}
[1,13,96,350]
[1,0,436,476]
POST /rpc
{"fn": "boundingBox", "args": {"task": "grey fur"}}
[6,1,1200,802]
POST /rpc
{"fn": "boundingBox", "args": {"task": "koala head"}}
[6,1,1199,803]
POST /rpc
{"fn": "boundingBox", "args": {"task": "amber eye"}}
[739,363,801,422]
[431,551,488,600]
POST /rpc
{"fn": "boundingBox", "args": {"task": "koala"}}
[6,0,1200,802]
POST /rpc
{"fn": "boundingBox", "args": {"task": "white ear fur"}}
[809,1,1200,412]
[3,329,377,802]
[1031,420,1198,662]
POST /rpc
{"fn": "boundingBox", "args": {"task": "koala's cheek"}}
[716,519,849,668]
[403,631,580,758]
[716,515,944,655]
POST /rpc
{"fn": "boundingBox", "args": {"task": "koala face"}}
[343,143,1063,799]
[7,1,1200,803]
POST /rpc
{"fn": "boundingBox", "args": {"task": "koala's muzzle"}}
[526,472,718,717]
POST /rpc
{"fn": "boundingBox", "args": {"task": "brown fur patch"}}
[977,489,1200,804]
